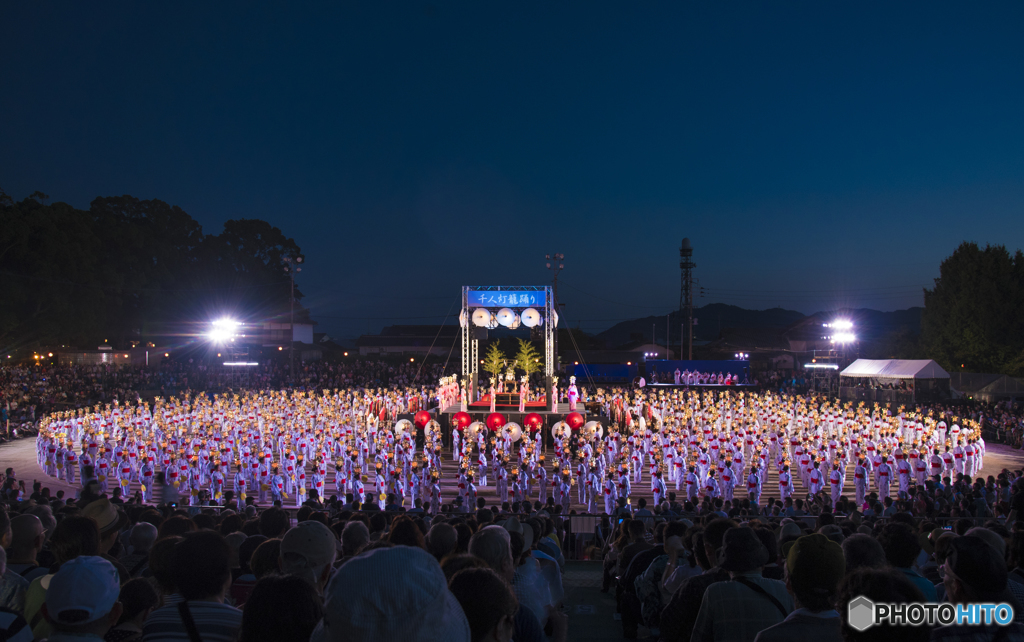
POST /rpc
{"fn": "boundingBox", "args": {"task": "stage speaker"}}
[471,326,489,340]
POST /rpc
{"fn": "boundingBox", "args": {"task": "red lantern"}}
[453,411,472,431]
[486,412,507,432]
[413,410,431,429]
[523,412,544,433]
[565,412,585,431]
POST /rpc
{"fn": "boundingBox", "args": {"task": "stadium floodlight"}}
[831,319,853,330]
[207,318,241,343]
[832,332,856,344]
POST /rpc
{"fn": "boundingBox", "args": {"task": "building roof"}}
[840,359,950,380]
[356,325,458,348]
[715,327,792,351]
[378,325,460,337]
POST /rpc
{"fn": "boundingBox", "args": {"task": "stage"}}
[644,382,757,390]
[468,393,548,409]
[441,402,583,418]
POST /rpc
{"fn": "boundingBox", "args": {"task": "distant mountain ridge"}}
[594,303,922,349]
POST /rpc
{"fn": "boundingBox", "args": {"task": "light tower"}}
[546,253,564,370]
[283,255,303,385]
[679,238,696,360]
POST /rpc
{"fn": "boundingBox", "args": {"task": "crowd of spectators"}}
[0,360,448,434]
[750,369,811,395]
[599,486,1024,641]
[0,461,572,642]
[5,457,1024,642]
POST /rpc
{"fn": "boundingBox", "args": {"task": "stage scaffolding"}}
[461,286,556,410]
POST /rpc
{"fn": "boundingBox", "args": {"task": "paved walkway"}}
[563,561,625,642]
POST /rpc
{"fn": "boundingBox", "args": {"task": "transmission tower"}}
[679,238,696,360]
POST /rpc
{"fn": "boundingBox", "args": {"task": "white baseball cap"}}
[313,546,469,642]
[45,556,120,624]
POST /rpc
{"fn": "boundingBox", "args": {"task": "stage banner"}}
[467,290,546,308]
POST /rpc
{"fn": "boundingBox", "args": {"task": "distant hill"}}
[595,303,806,348]
[593,303,922,349]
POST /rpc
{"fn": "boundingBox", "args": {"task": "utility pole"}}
[545,253,564,370]
[679,238,696,360]
[283,255,303,385]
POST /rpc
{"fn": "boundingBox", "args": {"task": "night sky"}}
[3,3,1024,344]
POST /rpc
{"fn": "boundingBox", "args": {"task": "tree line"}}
[0,190,304,350]
[922,241,1024,377]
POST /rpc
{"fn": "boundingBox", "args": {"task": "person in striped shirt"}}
[141,531,242,642]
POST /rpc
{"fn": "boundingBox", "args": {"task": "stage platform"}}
[442,403,581,416]
[469,393,548,410]
[644,382,756,390]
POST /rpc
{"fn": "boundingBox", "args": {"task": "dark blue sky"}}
[3,2,1024,343]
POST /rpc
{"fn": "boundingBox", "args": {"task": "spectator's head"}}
[627,519,646,541]
[158,515,196,540]
[129,522,158,554]
[0,509,10,549]
[817,524,844,546]
[426,523,458,562]
[147,536,182,595]
[238,534,267,574]
[878,522,920,568]
[454,523,473,553]
[240,575,325,642]
[43,556,122,637]
[220,513,244,536]
[225,531,247,569]
[316,546,470,642]
[440,554,489,583]
[114,578,158,630]
[448,568,517,642]
[964,526,1007,559]
[50,514,101,565]
[944,535,1010,603]
[341,521,370,557]
[82,498,128,554]
[250,538,283,580]
[369,513,387,535]
[259,507,290,538]
[388,518,426,549]
[719,526,768,574]
[468,525,514,582]
[752,527,779,565]
[172,531,232,601]
[9,513,46,561]
[842,533,888,572]
[786,533,845,612]
[27,504,57,539]
[703,518,737,567]
[280,521,338,593]
[838,568,928,642]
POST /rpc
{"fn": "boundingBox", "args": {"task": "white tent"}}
[840,359,950,380]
